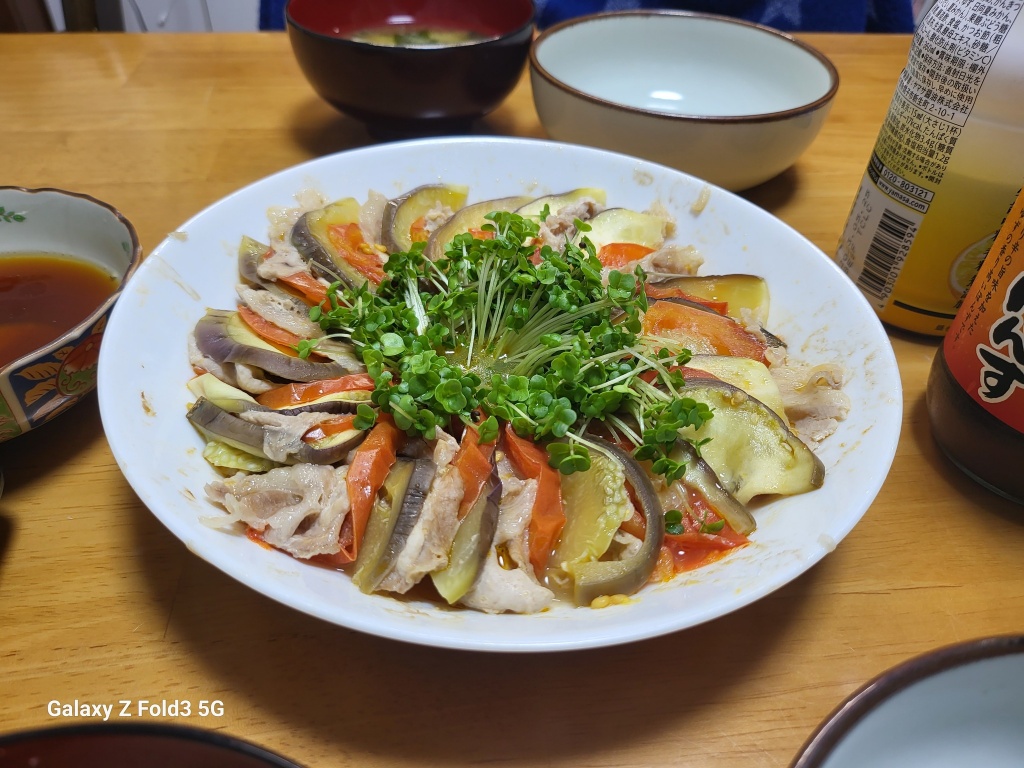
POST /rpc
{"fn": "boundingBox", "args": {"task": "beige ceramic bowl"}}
[0,187,142,442]
[529,11,839,191]
[791,635,1024,767]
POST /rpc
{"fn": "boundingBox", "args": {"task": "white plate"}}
[98,137,901,652]
[791,636,1024,767]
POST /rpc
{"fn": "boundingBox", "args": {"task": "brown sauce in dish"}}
[0,252,118,368]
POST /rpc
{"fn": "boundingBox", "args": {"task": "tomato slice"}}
[503,423,565,578]
[453,423,497,521]
[597,242,654,269]
[313,416,402,567]
[644,282,729,315]
[641,299,768,362]
[278,270,330,308]
[327,222,386,284]
[409,215,430,244]
[301,413,359,444]
[255,373,375,410]
[237,305,305,355]
[663,488,748,573]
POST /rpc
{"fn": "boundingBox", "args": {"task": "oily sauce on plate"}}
[0,252,119,368]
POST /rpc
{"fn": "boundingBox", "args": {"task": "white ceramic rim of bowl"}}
[284,0,536,47]
[529,10,839,124]
[789,634,1024,768]
[0,186,143,376]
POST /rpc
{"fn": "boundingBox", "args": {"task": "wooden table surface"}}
[2,31,1023,767]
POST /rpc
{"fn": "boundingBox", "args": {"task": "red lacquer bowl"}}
[286,0,534,135]
[0,723,303,768]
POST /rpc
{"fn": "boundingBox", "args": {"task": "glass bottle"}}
[926,186,1024,503]
[835,0,1024,336]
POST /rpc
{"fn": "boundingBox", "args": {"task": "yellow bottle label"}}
[836,0,1024,336]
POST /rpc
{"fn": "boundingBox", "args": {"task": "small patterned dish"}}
[0,187,142,443]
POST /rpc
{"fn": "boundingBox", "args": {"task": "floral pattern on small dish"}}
[0,187,142,443]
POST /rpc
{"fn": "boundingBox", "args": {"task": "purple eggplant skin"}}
[570,439,666,606]
[430,467,502,604]
[238,236,270,287]
[193,309,363,383]
[355,457,437,594]
[273,396,370,418]
[290,202,374,290]
[652,296,786,348]
[381,184,469,255]
[673,378,825,505]
[668,439,757,537]
[186,397,365,465]
[220,397,367,419]
[423,195,532,261]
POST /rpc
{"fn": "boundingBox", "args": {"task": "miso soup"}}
[349,25,486,47]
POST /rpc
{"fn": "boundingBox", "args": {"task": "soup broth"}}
[349,24,486,47]
[0,252,119,367]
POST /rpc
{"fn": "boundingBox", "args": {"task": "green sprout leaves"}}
[306,208,712,481]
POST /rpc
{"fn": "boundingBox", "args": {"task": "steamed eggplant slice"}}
[431,468,501,604]
[351,458,436,594]
[669,439,757,537]
[291,197,384,289]
[424,195,533,261]
[545,450,635,592]
[571,440,665,606]
[202,440,280,474]
[352,460,413,593]
[684,355,788,422]
[574,207,668,254]
[268,389,372,416]
[188,372,259,413]
[194,309,362,383]
[678,380,825,504]
[238,235,271,286]
[647,274,770,326]
[187,397,365,466]
[514,188,607,219]
[381,184,469,254]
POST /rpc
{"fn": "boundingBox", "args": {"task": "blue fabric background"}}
[260,0,914,33]
[261,0,286,30]
[533,0,914,31]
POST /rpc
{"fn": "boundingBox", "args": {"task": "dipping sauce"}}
[349,25,486,47]
[0,252,118,367]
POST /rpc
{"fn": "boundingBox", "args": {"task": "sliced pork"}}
[206,463,350,559]
[376,429,465,593]
[460,454,554,614]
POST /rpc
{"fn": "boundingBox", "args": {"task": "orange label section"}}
[943,188,1024,434]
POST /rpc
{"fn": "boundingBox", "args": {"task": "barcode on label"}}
[856,208,917,301]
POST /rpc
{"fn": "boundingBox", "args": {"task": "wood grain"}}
[1,32,1022,768]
